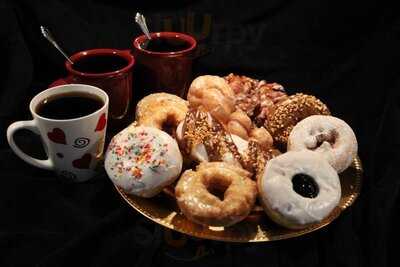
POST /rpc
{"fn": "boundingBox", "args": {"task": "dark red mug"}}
[62,49,134,128]
[132,32,197,101]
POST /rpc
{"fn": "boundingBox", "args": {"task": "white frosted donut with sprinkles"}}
[105,125,183,197]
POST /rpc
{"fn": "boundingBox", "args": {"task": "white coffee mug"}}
[7,84,109,182]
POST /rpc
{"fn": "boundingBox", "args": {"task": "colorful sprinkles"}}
[107,129,170,179]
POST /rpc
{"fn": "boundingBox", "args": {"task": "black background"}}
[1,0,399,266]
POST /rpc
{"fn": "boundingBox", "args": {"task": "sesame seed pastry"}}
[267,93,330,146]
[176,108,245,167]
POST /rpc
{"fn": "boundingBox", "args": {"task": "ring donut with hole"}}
[258,150,341,229]
[287,115,357,173]
[175,162,257,227]
[135,93,188,137]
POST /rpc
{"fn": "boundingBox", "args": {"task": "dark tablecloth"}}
[1,1,399,266]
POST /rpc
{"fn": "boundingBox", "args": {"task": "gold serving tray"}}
[115,157,362,242]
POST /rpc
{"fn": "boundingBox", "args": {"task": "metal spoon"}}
[40,26,74,64]
[134,13,152,48]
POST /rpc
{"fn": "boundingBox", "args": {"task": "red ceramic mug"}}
[132,32,197,101]
[60,49,134,129]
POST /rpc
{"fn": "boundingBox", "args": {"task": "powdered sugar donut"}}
[258,150,341,229]
[287,115,357,173]
[105,125,183,197]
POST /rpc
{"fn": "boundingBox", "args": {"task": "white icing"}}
[176,121,184,143]
[191,143,209,162]
[104,126,182,197]
[231,134,248,155]
[259,151,341,227]
[288,115,358,173]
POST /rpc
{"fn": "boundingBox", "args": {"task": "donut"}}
[105,125,183,198]
[267,93,330,146]
[227,110,252,139]
[223,134,280,175]
[287,115,358,173]
[227,110,274,151]
[135,93,188,135]
[176,116,248,161]
[176,110,278,175]
[258,150,341,229]
[187,75,235,124]
[224,73,287,122]
[176,108,244,167]
[175,162,257,226]
[249,127,273,151]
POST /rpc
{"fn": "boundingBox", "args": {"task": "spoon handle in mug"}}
[135,13,152,40]
[40,26,74,64]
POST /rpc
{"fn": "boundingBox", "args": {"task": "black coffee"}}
[145,37,191,52]
[72,55,128,73]
[36,92,104,120]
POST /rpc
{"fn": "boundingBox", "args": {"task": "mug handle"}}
[49,76,72,87]
[7,120,54,170]
[121,49,133,55]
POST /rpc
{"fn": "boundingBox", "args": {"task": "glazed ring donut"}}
[258,150,341,229]
[267,93,330,146]
[105,125,183,198]
[187,75,235,124]
[288,115,358,173]
[135,93,188,133]
[175,162,257,227]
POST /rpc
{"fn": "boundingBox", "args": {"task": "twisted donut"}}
[175,162,257,226]
[187,75,235,124]
[227,110,273,150]
[249,127,273,151]
[227,110,252,139]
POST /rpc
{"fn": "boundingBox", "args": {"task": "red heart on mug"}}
[47,128,66,144]
[95,113,107,132]
[72,154,92,169]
